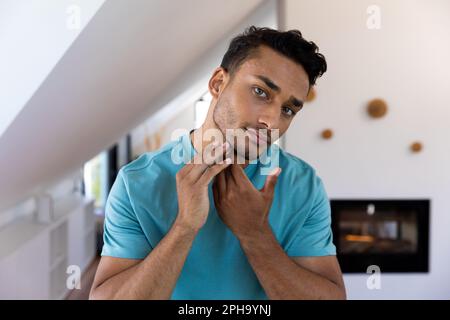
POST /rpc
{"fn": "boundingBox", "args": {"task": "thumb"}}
[262,167,281,197]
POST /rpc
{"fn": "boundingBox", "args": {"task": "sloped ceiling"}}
[0,0,106,137]
[0,0,269,210]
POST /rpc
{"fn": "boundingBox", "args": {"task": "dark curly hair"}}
[220,26,327,86]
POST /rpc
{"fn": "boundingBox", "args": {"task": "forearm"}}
[92,221,198,299]
[239,228,345,300]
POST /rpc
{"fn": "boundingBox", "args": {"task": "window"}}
[83,152,108,214]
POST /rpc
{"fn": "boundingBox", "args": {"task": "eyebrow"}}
[254,74,304,108]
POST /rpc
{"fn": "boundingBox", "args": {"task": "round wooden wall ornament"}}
[321,129,333,140]
[410,141,423,153]
[306,87,316,102]
[367,98,388,118]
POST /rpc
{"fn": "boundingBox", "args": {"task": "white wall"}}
[283,0,450,299]
[131,103,196,158]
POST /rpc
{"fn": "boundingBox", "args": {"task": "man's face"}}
[212,45,310,160]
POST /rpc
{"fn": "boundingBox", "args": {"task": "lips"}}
[246,128,269,145]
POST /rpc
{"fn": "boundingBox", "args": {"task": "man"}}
[90,26,346,300]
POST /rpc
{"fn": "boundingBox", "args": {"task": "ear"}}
[208,67,228,99]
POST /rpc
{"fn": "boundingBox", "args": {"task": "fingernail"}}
[225,158,232,164]
[269,167,281,176]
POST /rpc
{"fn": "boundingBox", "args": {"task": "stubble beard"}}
[212,98,266,162]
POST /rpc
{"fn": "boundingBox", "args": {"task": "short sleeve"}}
[101,170,152,259]
[286,176,336,257]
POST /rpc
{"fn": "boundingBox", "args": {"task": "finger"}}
[177,155,198,176]
[261,167,281,197]
[212,182,220,206]
[188,142,229,182]
[217,170,227,195]
[227,164,239,187]
[198,159,232,186]
[224,165,237,189]
[224,165,232,182]
[177,144,210,177]
[203,140,227,165]
[230,164,253,188]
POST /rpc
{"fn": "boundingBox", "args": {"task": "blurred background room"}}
[1,0,449,299]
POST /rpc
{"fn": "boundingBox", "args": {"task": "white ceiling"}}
[0,0,268,210]
[0,0,105,137]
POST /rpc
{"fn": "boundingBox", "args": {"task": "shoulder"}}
[124,139,178,170]
[275,149,331,227]
[278,148,321,183]
[119,138,182,187]
[276,147,327,205]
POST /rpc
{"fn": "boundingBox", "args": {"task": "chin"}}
[239,145,270,162]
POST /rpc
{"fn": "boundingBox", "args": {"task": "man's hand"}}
[212,164,281,240]
[175,141,231,232]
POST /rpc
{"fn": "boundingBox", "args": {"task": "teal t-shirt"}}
[101,133,336,299]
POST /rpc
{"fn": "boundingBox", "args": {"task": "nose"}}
[257,106,280,130]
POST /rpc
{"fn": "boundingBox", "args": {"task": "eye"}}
[253,86,268,99]
[282,106,296,117]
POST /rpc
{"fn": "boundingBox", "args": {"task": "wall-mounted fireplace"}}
[330,199,430,273]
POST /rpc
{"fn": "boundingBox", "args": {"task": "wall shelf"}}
[0,195,96,299]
